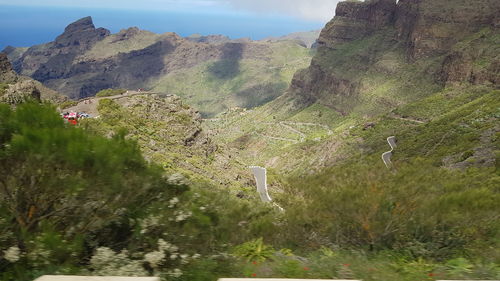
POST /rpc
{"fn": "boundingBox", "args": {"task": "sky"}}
[0,0,343,50]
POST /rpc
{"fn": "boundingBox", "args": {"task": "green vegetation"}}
[152,41,312,117]
[1,86,498,280]
[0,83,9,96]
[80,29,164,60]
[95,88,127,97]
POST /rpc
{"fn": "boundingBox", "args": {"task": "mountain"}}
[262,30,321,48]
[185,33,231,44]
[6,17,312,116]
[208,0,499,174]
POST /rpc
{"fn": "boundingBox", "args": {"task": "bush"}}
[233,238,275,262]
[0,102,182,279]
[279,159,500,260]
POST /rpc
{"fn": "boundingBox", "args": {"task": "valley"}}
[0,0,499,280]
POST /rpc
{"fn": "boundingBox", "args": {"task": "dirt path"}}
[388,113,427,124]
[253,120,335,144]
[255,133,300,144]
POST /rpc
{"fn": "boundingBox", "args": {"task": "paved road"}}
[382,136,397,168]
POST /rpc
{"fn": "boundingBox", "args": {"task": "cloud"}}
[0,0,341,22]
[221,0,341,21]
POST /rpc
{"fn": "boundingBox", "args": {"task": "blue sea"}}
[0,5,325,50]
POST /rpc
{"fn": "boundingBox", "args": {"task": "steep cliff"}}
[284,0,499,116]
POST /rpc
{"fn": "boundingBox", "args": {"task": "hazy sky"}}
[0,0,341,21]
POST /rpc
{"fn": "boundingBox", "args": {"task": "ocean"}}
[0,5,325,50]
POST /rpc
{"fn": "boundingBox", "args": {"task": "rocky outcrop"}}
[317,0,396,48]
[54,16,110,50]
[0,80,41,104]
[13,16,110,79]
[0,53,17,83]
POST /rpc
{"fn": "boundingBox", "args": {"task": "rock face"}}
[0,53,17,83]
[284,0,500,115]
[395,0,500,60]
[317,0,396,48]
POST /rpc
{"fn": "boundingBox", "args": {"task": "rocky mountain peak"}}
[63,16,95,34]
[54,16,110,49]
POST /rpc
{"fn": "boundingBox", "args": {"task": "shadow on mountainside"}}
[68,39,175,99]
[207,43,243,80]
[235,81,288,109]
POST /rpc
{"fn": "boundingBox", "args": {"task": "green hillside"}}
[152,41,312,117]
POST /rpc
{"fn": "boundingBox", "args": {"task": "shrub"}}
[233,238,275,262]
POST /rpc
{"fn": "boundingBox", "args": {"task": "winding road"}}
[382,136,397,168]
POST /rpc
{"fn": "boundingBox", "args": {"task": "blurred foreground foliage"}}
[0,103,498,281]
[0,103,278,280]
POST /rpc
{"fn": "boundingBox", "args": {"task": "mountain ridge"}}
[5,17,315,116]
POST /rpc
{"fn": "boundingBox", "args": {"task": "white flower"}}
[167,268,183,278]
[168,197,179,208]
[90,247,146,276]
[3,246,21,263]
[170,253,178,260]
[174,210,192,222]
[192,253,201,259]
[144,251,165,268]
